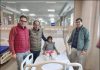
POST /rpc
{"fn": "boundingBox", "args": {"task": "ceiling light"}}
[38,18,43,21]
[50,18,55,23]
[50,18,55,21]
[46,1,56,3]
[45,22,48,24]
[50,20,55,23]
[48,9,55,12]
[39,18,42,21]
[29,14,36,16]
[7,1,16,3]
[49,14,55,17]
[20,9,29,12]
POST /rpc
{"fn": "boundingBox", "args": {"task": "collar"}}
[33,27,40,31]
[76,25,83,30]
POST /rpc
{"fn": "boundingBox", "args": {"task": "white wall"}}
[81,1,100,70]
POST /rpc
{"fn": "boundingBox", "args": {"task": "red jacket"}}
[9,24,30,54]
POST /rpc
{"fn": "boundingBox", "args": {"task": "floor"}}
[0,59,17,70]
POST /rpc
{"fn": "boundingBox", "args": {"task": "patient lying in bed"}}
[42,36,60,60]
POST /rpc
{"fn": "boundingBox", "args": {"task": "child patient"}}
[42,36,59,57]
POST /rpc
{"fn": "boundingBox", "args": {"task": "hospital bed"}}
[0,38,12,64]
[21,53,83,70]
[21,38,83,70]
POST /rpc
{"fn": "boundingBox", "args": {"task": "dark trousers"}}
[31,51,40,63]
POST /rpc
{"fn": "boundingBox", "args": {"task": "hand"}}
[57,52,60,55]
[12,54,16,59]
[43,52,45,55]
[81,51,87,55]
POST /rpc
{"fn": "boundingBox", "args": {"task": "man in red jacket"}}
[9,15,30,70]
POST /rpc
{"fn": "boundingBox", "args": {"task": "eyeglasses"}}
[20,20,27,22]
[75,21,80,23]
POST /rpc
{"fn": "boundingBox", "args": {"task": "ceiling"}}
[1,0,74,24]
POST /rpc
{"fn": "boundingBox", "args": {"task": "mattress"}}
[34,52,74,70]
[0,46,9,54]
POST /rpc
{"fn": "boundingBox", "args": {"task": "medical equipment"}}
[0,38,12,64]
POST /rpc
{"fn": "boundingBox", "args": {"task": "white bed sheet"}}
[33,52,74,70]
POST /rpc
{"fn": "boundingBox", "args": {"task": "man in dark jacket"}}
[68,18,90,66]
[9,15,30,70]
[29,20,47,62]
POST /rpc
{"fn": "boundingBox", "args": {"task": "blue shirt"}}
[72,27,81,49]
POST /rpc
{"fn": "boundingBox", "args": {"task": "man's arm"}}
[42,42,47,51]
[67,30,74,45]
[42,42,47,54]
[83,29,90,51]
[42,32,47,41]
[28,29,31,50]
[9,27,16,55]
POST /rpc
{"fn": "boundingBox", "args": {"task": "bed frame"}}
[21,53,83,70]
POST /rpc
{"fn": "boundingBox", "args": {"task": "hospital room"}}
[0,0,100,70]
